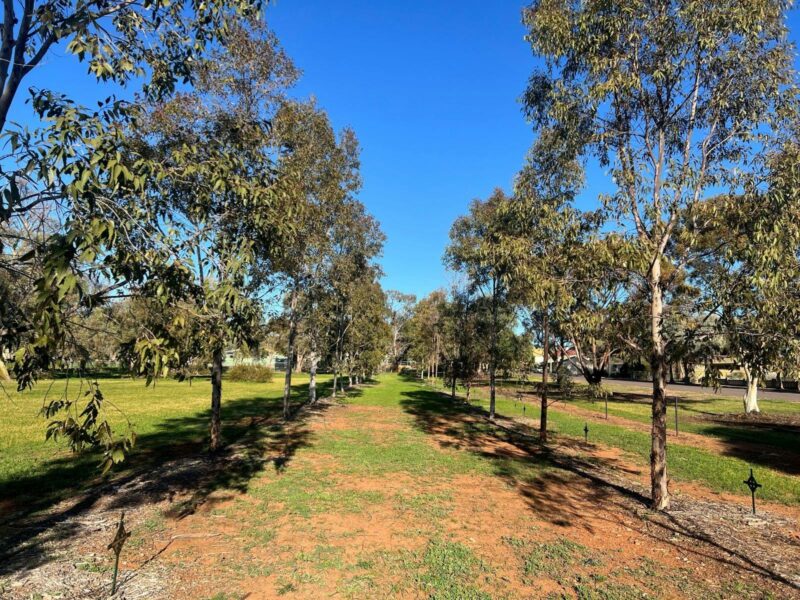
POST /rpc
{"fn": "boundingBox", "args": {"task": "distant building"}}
[223,349,286,370]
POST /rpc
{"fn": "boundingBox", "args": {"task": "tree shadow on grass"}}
[559,390,800,477]
[401,386,800,592]
[398,388,634,533]
[0,379,336,575]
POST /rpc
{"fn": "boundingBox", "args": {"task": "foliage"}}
[555,363,575,399]
[522,0,798,509]
[227,364,275,383]
[386,290,417,371]
[445,189,521,416]
[0,0,264,467]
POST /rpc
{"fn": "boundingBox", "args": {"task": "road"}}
[600,377,800,403]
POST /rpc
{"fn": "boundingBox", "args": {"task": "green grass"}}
[461,386,800,505]
[0,373,332,513]
[504,536,650,599]
[249,468,386,518]
[417,539,491,600]
[570,394,800,451]
[1,373,793,598]
[4,370,796,508]
[394,490,454,519]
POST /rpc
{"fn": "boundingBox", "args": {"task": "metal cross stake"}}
[584,423,589,442]
[743,468,762,515]
[108,511,131,595]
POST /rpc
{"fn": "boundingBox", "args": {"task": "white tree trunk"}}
[308,353,318,403]
[649,260,669,510]
[743,370,760,414]
[0,359,10,382]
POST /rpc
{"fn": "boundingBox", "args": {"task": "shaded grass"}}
[463,388,800,505]
[571,397,800,453]
[0,374,332,510]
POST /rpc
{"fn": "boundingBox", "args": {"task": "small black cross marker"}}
[743,468,762,515]
[584,423,589,442]
[108,511,131,595]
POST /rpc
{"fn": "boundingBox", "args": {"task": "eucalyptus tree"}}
[0,0,263,465]
[132,20,299,451]
[0,0,261,133]
[386,290,417,371]
[344,279,392,382]
[508,134,584,441]
[271,100,362,418]
[445,190,520,419]
[407,290,447,381]
[523,0,797,508]
[558,237,630,391]
[692,146,800,413]
[439,286,486,400]
[326,201,385,395]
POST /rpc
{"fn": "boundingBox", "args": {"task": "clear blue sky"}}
[267,0,539,298]
[12,2,800,300]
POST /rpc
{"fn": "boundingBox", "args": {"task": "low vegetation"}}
[226,365,275,383]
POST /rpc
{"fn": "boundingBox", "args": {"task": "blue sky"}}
[267,0,539,298]
[12,2,800,300]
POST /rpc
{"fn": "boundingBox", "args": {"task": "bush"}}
[586,382,610,400]
[226,364,274,383]
[556,365,575,399]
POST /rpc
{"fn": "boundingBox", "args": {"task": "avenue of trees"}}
[402,0,800,511]
[1,0,800,517]
[0,5,390,468]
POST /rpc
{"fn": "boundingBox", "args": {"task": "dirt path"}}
[2,378,799,599]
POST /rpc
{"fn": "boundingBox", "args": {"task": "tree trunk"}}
[777,372,784,391]
[489,280,498,419]
[210,346,223,452]
[451,360,457,399]
[466,382,471,403]
[309,353,318,403]
[649,264,670,510]
[581,367,602,386]
[332,370,338,398]
[0,359,10,382]
[682,359,691,384]
[743,366,760,414]
[669,363,675,384]
[540,312,550,442]
[283,288,298,420]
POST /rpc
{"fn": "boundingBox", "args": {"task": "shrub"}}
[556,364,575,398]
[586,382,610,400]
[226,364,274,382]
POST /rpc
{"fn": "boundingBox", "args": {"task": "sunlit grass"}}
[460,384,800,505]
[0,373,330,505]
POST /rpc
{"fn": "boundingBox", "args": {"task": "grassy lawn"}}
[455,383,800,505]
[569,396,799,451]
[0,373,332,512]
[1,373,795,599]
